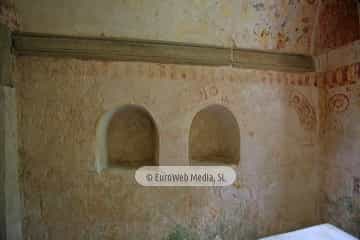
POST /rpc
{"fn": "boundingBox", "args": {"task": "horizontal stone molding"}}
[315,40,360,72]
[12,32,315,72]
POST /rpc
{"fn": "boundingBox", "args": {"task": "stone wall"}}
[15,57,321,239]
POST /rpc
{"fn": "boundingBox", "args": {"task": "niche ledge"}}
[96,105,158,172]
[189,105,240,166]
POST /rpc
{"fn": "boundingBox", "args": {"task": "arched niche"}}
[189,104,240,165]
[96,105,158,171]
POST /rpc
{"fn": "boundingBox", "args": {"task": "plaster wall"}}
[319,63,360,237]
[314,10,360,234]
[314,0,360,55]
[0,85,6,240]
[3,85,22,240]
[13,0,319,55]
[107,106,158,168]
[1,20,22,240]
[316,40,360,72]
[16,57,322,239]
[0,85,22,240]
[190,105,240,165]
[7,0,360,238]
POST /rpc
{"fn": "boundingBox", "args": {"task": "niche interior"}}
[189,105,240,165]
[106,105,158,168]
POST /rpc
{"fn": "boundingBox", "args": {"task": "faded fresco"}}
[315,0,360,55]
[4,0,360,239]
[316,40,360,72]
[15,57,321,239]
[319,63,360,237]
[7,0,360,55]
[13,0,319,55]
[10,0,360,55]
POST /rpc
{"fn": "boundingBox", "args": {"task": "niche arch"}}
[96,105,158,171]
[189,104,240,165]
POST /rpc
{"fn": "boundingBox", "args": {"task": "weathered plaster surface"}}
[304,5,360,235]
[314,0,360,55]
[3,86,22,240]
[190,105,240,165]
[14,0,319,55]
[16,57,322,239]
[107,106,158,168]
[1,21,22,240]
[0,86,6,240]
[316,40,360,72]
[2,1,359,239]
[319,63,360,237]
